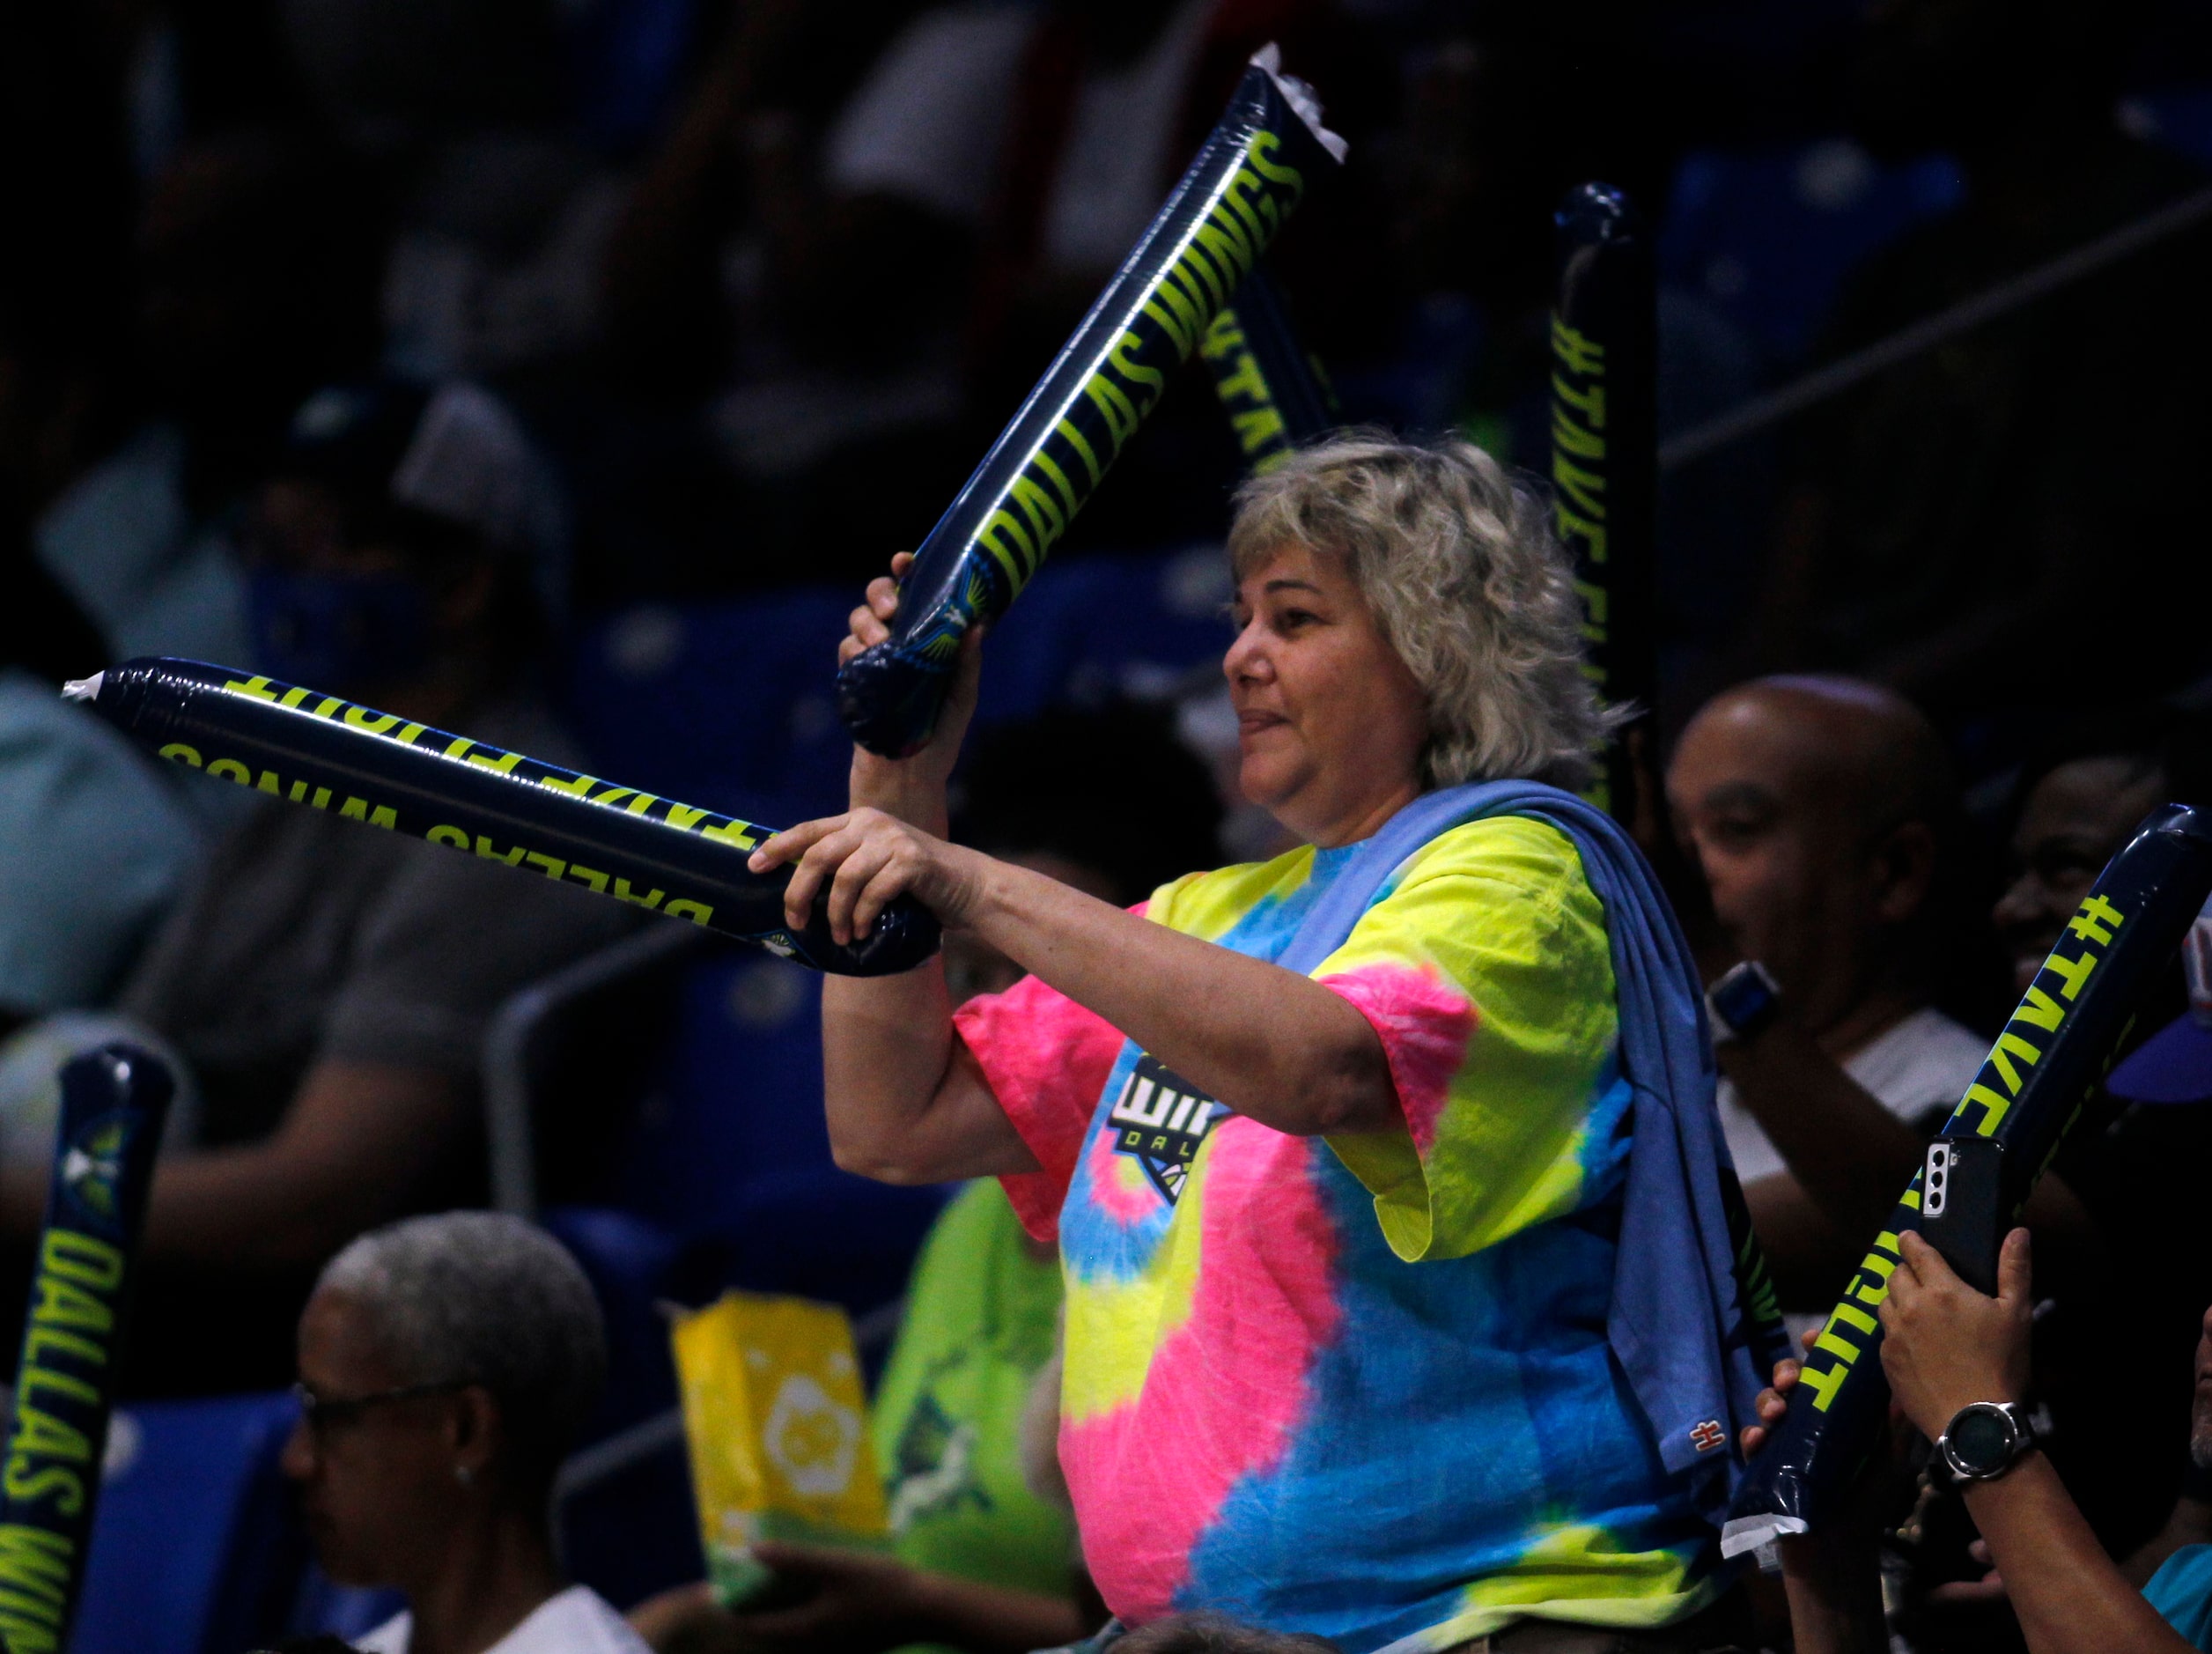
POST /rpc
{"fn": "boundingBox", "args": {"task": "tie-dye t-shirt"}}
[949,816,1722,1652]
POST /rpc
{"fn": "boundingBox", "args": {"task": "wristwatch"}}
[1938,1400,2039,1481]
[1707,960,1782,1045]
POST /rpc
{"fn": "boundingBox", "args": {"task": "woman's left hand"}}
[751,809,989,944]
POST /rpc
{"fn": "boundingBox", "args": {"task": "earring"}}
[455,1465,475,1487]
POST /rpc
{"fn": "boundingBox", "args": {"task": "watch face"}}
[1949,1405,2016,1474]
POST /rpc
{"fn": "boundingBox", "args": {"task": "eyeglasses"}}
[292,1379,470,1433]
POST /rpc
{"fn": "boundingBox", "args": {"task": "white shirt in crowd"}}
[357,1584,652,1654]
[824,0,1217,275]
[1719,1006,1990,1187]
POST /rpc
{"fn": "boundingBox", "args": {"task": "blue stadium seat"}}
[71,1392,304,1654]
[1660,139,1965,368]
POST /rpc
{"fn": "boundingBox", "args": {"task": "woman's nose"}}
[1223,619,1269,682]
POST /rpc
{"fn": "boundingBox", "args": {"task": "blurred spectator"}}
[33,130,383,667]
[0,381,637,1394]
[286,1211,652,1654]
[1782,1228,2212,1654]
[1666,676,1990,1301]
[1745,0,2212,735]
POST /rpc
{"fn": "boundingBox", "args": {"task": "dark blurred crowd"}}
[6,0,2212,1651]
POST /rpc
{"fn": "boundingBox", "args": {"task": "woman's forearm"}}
[962,854,1397,1138]
[1964,1456,2195,1654]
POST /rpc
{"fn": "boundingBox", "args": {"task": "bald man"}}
[1667,676,2001,1307]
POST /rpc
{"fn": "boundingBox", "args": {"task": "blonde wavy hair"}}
[1227,432,1618,792]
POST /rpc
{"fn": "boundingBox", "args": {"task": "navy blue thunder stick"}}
[837,48,1346,757]
[1199,257,1339,474]
[0,1044,172,1654]
[1723,802,2212,1555]
[1552,183,1657,820]
[67,658,939,976]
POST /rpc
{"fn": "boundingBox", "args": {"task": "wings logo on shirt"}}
[1108,1053,1229,1203]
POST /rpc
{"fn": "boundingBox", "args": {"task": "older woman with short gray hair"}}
[754,433,1766,1653]
[282,1211,649,1654]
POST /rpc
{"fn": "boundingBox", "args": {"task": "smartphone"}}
[1919,1136,2007,1296]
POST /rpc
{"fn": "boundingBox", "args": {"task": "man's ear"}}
[1872,820,1937,924]
[450,1384,503,1483]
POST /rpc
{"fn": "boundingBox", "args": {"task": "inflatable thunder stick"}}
[1551,183,1657,820]
[66,659,939,976]
[837,48,1346,757]
[0,1045,172,1654]
[1200,258,1339,474]
[1724,802,2212,1555]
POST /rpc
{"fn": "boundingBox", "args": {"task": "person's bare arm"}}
[1882,1229,2194,1654]
[1725,1021,2101,1295]
[0,1060,471,1269]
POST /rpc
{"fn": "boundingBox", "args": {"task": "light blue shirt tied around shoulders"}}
[1281,779,1788,1508]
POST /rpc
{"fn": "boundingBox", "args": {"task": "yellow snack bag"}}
[671,1290,892,1604]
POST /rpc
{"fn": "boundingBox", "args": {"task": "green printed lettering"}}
[338,797,398,830]
[0,1523,72,1596]
[1232,407,1287,455]
[279,685,313,709]
[18,1368,97,1408]
[1080,374,1141,456]
[1,1458,82,1521]
[1031,450,1082,520]
[9,1407,88,1466]
[1010,474,1067,549]
[566,865,609,894]
[43,1232,122,1290]
[1052,419,1105,487]
[2069,894,2125,945]
[467,748,525,777]
[1552,454,1605,521]
[587,784,638,809]
[157,742,203,768]
[256,770,282,795]
[1552,373,1606,427]
[1174,239,1235,312]
[1987,1030,2041,1097]
[343,705,402,735]
[1574,578,1610,629]
[1551,316,1604,377]
[1959,1081,2014,1133]
[310,787,332,810]
[288,780,310,803]
[1211,347,1268,406]
[1830,1301,1878,1336]
[1109,330,1166,407]
[1161,262,1218,342]
[207,758,251,786]
[977,507,1038,586]
[1191,210,1255,292]
[474,838,527,868]
[427,825,470,849]
[524,852,567,881]
[623,794,660,816]
[538,772,599,798]
[2042,948,2097,1001]
[394,723,429,746]
[2012,985,2065,1031]
[1556,506,1608,565]
[1551,408,1605,461]
[1801,1357,1848,1412]
[663,899,713,927]
[222,676,281,703]
[1142,285,1203,355]
[313,697,345,718]
[1811,1321,1862,1364]
[612,880,665,910]
[663,803,711,832]
[1243,129,1303,192]
[698,819,759,852]
[23,1328,103,1368]
[1221,164,1280,239]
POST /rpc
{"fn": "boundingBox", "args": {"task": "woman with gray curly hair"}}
[753,435,1773,1654]
[282,1211,649,1654]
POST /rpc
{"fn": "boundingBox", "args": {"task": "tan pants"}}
[1440,1590,1753,1654]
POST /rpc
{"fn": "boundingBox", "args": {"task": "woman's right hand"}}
[841,550,983,822]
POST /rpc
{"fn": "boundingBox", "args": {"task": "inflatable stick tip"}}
[61,673,101,703]
[1718,1513,1806,1561]
[1250,45,1348,163]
